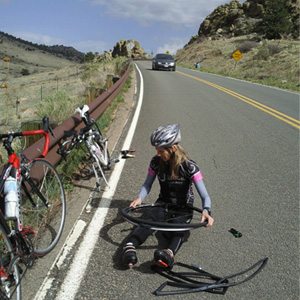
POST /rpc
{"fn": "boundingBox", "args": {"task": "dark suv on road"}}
[152,53,176,71]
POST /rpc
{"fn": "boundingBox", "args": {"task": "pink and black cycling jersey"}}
[139,155,211,208]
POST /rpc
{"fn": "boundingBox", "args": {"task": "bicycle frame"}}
[58,126,110,189]
[0,127,50,232]
[76,105,110,165]
[0,118,56,299]
[84,128,110,187]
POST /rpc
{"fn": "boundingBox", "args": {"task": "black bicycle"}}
[0,117,66,300]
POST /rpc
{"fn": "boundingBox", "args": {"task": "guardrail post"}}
[106,75,114,88]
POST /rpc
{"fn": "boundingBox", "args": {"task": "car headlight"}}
[170,62,175,66]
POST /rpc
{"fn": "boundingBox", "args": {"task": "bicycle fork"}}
[99,138,109,166]
[91,155,110,190]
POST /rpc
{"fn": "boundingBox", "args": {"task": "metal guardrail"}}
[21,62,131,167]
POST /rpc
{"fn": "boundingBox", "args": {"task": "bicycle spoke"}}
[21,159,66,256]
[0,224,21,300]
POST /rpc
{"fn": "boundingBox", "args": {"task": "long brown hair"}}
[159,145,189,179]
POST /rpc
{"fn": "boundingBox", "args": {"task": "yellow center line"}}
[177,70,300,130]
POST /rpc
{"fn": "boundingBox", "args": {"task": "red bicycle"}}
[0,117,66,300]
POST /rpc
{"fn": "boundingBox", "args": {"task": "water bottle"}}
[4,176,19,220]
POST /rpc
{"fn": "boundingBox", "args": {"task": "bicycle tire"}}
[21,159,66,256]
[122,203,208,231]
[0,223,21,300]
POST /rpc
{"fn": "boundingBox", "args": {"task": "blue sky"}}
[0,0,246,55]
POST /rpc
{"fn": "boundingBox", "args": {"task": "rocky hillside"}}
[194,0,299,41]
[175,0,299,91]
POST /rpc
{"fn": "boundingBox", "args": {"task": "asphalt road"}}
[35,61,299,300]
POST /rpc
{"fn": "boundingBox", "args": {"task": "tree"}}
[84,52,96,62]
[256,0,292,39]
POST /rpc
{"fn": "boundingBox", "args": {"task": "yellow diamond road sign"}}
[232,50,243,61]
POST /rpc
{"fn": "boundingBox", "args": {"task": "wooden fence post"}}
[21,120,58,149]
[106,75,114,89]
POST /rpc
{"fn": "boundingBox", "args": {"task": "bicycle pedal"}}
[122,154,135,159]
[110,158,120,163]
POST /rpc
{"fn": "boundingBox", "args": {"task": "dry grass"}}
[0,39,124,130]
[175,36,299,91]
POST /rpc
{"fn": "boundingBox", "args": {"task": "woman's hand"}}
[201,211,214,227]
[130,197,142,208]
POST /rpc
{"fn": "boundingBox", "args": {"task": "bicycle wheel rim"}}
[0,224,21,300]
[122,203,207,231]
[21,159,66,256]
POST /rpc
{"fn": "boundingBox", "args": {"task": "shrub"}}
[35,91,82,123]
[255,47,270,61]
[255,0,292,39]
[238,41,257,53]
[267,44,282,55]
[21,68,30,76]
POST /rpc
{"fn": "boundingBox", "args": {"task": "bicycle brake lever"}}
[49,126,56,138]
[20,153,29,163]
[121,149,136,155]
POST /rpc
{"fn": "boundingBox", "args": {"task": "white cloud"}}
[156,37,187,55]
[72,40,111,54]
[91,0,240,28]
[13,31,64,45]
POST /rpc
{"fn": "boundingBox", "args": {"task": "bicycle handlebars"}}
[0,116,52,158]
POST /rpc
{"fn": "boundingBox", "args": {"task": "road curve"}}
[34,61,300,300]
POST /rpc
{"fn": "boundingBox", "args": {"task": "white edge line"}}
[53,64,143,300]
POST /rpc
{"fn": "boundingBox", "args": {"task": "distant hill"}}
[0,31,84,62]
[0,31,83,78]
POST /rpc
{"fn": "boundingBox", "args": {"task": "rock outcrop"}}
[112,40,150,59]
[196,0,299,40]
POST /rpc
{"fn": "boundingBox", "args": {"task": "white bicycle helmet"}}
[150,124,181,148]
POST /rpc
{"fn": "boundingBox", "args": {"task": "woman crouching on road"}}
[122,124,214,268]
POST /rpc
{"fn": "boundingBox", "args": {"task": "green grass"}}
[178,62,299,92]
[56,70,132,190]
[175,37,299,92]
